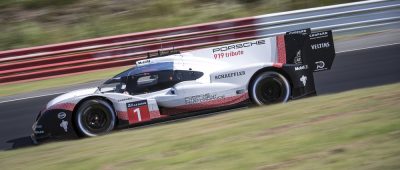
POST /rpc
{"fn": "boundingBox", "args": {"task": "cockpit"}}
[98,62,203,95]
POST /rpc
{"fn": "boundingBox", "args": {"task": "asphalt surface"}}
[0,43,399,150]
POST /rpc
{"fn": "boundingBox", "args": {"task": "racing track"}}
[0,43,399,150]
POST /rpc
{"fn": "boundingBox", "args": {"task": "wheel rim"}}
[83,107,109,131]
[77,101,115,136]
[252,72,290,105]
[256,77,284,103]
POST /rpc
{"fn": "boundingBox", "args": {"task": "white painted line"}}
[337,42,400,53]
[254,0,387,19]
[0,92,64,104]
[334,21,400,32]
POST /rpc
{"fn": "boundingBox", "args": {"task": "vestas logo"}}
[212,40,265,53]
[311,42,330,50]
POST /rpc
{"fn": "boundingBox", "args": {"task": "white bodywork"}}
[47,36,283,125]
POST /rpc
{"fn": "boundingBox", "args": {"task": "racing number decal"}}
[133,108,142,121]
[127,100,150,124]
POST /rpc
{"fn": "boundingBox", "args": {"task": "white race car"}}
[32,28,335,142]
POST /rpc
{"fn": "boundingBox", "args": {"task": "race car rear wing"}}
[284,28,336,72]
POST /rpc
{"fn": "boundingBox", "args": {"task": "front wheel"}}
[75,99,116,137]
[250,71,291,105]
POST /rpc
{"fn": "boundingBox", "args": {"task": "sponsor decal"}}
[127,101,147,108]
[310,31,328,38]
[212,40,265,53]
[213,50,244,59]
[315,61,326,70]
[32,122,44,134]
[33,123,42,129]
[57,112,66,120]
[294,65,308,71]
[118,98,133,102]
[311,42,330,50]
[136,59,151,65]
[214,71,245,80]
[60,120,68,132]
[34,130,45,134]
[300,75,307,86]
[185,93,225,104]
[162,92,249,115]
[294,50,302,64]
[127,100,150,123]
[287,29,307,35]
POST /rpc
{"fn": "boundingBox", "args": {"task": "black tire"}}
[250,71,291,105]
[75,99,116,137]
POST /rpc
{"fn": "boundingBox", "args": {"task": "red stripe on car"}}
[276,35,286,64]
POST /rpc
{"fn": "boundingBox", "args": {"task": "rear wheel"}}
[75,99,116,137]
[250,71,291,105]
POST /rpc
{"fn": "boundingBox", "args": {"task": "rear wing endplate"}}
[284,29,336,72]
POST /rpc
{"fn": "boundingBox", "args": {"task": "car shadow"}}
[6,136,35,150]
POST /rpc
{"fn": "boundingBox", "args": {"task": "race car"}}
[31,28,336,143]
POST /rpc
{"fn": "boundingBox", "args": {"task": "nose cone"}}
[46,88,98,108]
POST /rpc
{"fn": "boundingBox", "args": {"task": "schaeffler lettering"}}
[294,65,308,71]
[185,93,224,104]
[215,71,245,79]
[311,42,330,50]
[212,40,265,53]
[118,98,133,102]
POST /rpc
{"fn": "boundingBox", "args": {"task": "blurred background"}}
[0,0,359,51]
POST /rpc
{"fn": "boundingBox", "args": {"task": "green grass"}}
[0,66,130,97]
[0,0,359,50]
[0,83,399,170]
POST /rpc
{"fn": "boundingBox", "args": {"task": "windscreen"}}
[99,62,174,93]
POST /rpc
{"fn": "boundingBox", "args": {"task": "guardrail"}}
[0,0,399,84]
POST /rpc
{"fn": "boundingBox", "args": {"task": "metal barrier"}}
[0,0,399,84]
